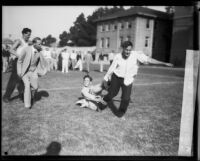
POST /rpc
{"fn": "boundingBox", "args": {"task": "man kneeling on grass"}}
[76,75,107,112]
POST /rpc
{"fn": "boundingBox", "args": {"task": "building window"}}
[146,19,150,28]
[128,22,132,28]
[102,25,105,32]
[154,21,157,29]
[105,37,110,48]
[108,24,110,31]
[119,23,124,30]
[114,25,117,30]
[126,22,132,29]
[145,36,149,47]
[126,36,131,41]
[100,38,104,48]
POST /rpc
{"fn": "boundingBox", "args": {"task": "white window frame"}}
[105,37,110,48]
[100,38,104,48]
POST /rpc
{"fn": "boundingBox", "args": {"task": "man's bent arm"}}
[104,55,118,81]
[147,57,173,67]
[9,39,21,57]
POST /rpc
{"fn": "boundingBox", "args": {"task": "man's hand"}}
[95,96,107,105]
[102,80,110,90]
[165,63,174,67]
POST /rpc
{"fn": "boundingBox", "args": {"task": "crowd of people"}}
[2,27,173,119]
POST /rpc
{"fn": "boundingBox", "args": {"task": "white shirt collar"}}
[32,46,37,53]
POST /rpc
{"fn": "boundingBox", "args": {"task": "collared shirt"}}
[81,86,96,100]
[62,51,70,60]
[43,50,52,59]
[28,46,40,72]
[104,51,149,85]
[16,38,28,57]
[70,52,77,60]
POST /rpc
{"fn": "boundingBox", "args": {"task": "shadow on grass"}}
[9,90,49,103]
[41,141,61,156]
[35,90,49,102]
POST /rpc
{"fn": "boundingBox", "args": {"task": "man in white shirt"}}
[43,47,52,72]
[102,41,173,119]
[61,48,70,73]
[70,50,77,70]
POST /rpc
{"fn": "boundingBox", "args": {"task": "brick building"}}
[95,6,173,62]
[169,6,194,67]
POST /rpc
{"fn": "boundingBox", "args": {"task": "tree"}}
[58,31,70,47]
[165,6,175,14]
[42,35,57,47]
[58,6,126,46]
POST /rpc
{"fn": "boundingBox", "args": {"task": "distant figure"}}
[43,47,52,72]
[3,28,32,103]
[108,50,115,65]
[61,48,70,73]
[70,50,77,70]
[85,51,92,72]
[76,75,106,111]
[2,45,10,73]
[17,37,47,109]
[51,48,58,71]
[74,52,83,71]
[99,53,104,72]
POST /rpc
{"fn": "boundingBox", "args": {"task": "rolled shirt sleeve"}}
[136,51,149,64]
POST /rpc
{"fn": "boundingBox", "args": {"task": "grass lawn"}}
[1,63,184,156]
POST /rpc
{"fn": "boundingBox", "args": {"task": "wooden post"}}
[198,54,200,160]
[178,50,200,156]
[197,2,200,160]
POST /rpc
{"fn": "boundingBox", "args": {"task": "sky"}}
[2,6,166,40]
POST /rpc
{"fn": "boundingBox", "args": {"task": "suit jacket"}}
[17,46,48,77]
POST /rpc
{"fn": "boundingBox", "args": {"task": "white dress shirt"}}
[104,51,149,85]
[16,38,28,57]
[62,51,70,60]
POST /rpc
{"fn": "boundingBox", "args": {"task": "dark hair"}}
[32,37,41,44]
[83,75,93,81]
[121,41,133,49]
[22,28,32,34]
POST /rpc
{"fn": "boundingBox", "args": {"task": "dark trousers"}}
[103,73,132,116]
[3,58,24,99]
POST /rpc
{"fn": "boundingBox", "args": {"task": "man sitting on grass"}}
[76,75,107,112]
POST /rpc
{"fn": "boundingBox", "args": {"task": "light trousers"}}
[62,59,69,73]
[74,60,83,71]
[22,71,38,108]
